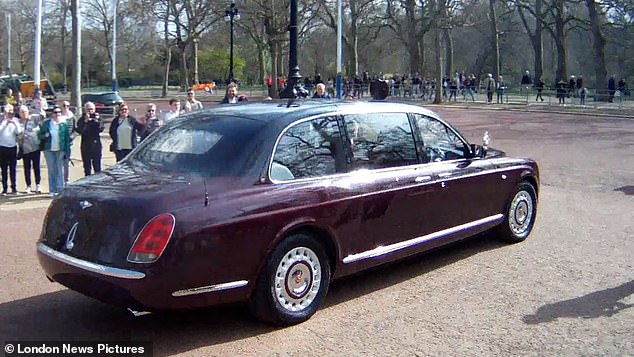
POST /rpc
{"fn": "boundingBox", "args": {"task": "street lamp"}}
[279,0,308,99]
[225,1,239,84]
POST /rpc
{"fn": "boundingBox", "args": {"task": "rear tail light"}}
[127,214,175,263]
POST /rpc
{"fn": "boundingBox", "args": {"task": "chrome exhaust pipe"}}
[127,308,151,317]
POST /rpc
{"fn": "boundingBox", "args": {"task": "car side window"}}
[414,114,467,163]
[343,112,418,170]
[272,116,344,180]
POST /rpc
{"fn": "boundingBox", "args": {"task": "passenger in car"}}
[345,120,373,168]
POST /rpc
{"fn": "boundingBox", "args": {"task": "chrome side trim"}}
[37,243,146,280]
[127,308,152,317]
[172,280,249,297]
[343,214,504,264]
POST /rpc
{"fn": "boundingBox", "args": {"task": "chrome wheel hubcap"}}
[274,246,321,312]
[509,190,533,237]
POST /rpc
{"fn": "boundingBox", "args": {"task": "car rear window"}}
[129,116,264,176]
[100,93,121,102]
[82,93,121,103]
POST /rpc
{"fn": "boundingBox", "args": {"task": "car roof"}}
[196,100,441,126]
[81,92,121,97]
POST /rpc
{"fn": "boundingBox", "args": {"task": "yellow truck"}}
[0,74,57,109]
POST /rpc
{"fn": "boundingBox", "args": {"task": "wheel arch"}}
[520,171,539,199]
[254,221,340,292]
[289,225,339,277]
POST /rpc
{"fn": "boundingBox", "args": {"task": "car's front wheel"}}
[499,181,538,243]
[248,233,331,326]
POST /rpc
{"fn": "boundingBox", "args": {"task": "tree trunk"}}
[71,0,81,113]
[180,42,190,89]
[270,39,281,97]
[258,43,265,86]
[443,29,453,77]
[434,28,443,104]
[585,0,607,101]
[489,0,500,79]
[553,0,567,82]
[533,0,543,85]
[405,0,420,74]
[162,5,171,98]
[517,3,544,84]
[349,0,359,75]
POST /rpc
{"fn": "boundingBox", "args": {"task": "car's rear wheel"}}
[499,182,537,243]
[248,233,330,326]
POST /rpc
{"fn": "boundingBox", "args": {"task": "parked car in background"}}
[81,92,124,115]
[37,99,540,326]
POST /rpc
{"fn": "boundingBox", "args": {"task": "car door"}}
[336,112,448,262]
[413,113,503,232]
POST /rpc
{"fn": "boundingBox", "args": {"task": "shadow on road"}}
[614,185,634,196]
[522,280,634,324]
[0,233,506,356]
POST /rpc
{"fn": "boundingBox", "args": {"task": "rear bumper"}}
[36,243,249,310]
[37,243,145,280]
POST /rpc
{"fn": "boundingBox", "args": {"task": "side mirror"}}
[470,144,486,158]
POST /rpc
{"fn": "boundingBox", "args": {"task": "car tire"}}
[499,181,538,243]
[248,233,331,326]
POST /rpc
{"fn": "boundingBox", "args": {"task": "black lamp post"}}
[279,0,307,99]
[225,1,239,84]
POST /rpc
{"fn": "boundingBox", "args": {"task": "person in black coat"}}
[535,77,545,102]
[76,102,104,176]
[608,76,616,103]
[556,80,567,105]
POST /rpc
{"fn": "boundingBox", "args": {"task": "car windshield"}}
[128,116,265,177]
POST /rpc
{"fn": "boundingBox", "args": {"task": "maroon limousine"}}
[37,100,539,325]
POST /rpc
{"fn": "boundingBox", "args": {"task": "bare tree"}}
[385,0,438,75]
[165,0,221,89]
[516,0,545,84]
[318,0,387,76]
[584,0,607,98]
[244,0,319,97]
[83,0,117,73]
[4,1,37,74]
[515,0,583,83]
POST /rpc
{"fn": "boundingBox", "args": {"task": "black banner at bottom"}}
[4,341,152,357]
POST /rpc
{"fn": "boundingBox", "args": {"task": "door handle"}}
[415,175,432,183]
[438,172,453,178]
